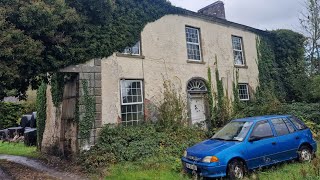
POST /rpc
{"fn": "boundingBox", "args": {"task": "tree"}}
[300,0,320,75]
[0,0,182,100]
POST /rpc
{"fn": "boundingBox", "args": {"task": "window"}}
[185,27,202,60]
[122,41,141,55]
[238,83,249,101]
[187,79,207,93]
[232,36,245,65]
[271,118,289,136]
[289,116,307,130]
[250,121,273,139]
[283,118,296,133]
[120,80,144,125]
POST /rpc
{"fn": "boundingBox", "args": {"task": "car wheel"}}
[298,145,312,162]
[228,159,245,180]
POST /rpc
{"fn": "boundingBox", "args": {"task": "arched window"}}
[187,79,207,93]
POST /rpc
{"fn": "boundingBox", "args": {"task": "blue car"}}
[181,115,317,179]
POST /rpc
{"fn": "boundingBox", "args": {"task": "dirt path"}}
[0,155,88,180]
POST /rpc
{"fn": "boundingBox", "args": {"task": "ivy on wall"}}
[79,79,95,143]
[205,66,216,127]
[51,73,65,108]
[36,82,47,149]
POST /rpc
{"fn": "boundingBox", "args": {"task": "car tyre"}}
[298,145,312,162]
[227,159,245,180]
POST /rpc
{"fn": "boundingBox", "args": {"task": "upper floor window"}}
[120,80,144,126]
[185,27,202,61]
[122,41,141,55]
[238,83,249,101]
[232,36,245,65]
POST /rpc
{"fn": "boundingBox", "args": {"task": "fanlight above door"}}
[187,79,207,93]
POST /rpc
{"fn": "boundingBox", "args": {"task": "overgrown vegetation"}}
[78,80,206,174]
[0,0,184,99]
[36,82,47,149]
[79,80,95,143]
[0,102,23,129]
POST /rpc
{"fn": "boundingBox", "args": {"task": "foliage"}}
[78,123,206,173]
[0,142,39,158]
[36,82,47,149]
[214,56,230,127]
[300,0,320,75]
[309,75,320,101]
[206,67,215,127]
[79,80,95,142]
[50,73,65,107]
[157,80,187,130]
[0,0,183,99]
[0,102,23,129]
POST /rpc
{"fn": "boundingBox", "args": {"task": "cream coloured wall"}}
[101,14,259,125]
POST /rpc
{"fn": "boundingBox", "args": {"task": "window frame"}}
[120,79,144,106]
[185,26,202,61]
[232,35,246,66]
[122,41,141,56]
[270,118,290,136]
[120,79,144,125]
[249,120,274,140]
[238,83,250,101]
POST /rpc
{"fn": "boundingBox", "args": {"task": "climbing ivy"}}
[206,67,216,127]
[36,82,47,149]
[79,80,95,143]
[51,73,65,107]
[232,69,241,111]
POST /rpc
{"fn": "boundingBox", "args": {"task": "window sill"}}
[116,53,145,59]
[187,60,206,64]
[234,65,248,69]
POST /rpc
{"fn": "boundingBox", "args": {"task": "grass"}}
[107,148,320,180]
[106,161,189,180]
[0,142,39,158]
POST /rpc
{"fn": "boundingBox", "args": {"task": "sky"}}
[169,0,305,32]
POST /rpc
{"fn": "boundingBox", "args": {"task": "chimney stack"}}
[198,1,226,19]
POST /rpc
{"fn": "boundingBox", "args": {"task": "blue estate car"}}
[181,115,317,179]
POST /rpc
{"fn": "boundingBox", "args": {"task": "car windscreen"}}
[289,116,308,130]
[211,121,253,141]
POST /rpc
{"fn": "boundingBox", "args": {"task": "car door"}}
[270,118,300,161]
[245,120,278,169]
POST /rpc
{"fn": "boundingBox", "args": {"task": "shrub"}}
[78,123,207,173]
[0,102,24,129]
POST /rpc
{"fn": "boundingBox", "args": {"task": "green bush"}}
[78,123,207,173]
[0,102,24,129]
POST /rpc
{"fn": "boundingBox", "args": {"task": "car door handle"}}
[295,136,300,140]
[272,142,276,145]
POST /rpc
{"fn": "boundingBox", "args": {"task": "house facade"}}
[42,1,263,154]
[101,9,260,126]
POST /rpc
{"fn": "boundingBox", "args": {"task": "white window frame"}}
[238,83,250,101]
[120,80,144,125]
[185,26,202,61]
[232,36,245,66]
[120,80,144,105]
[122,41,141,56]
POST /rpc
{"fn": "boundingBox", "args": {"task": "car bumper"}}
[181,157,227,178]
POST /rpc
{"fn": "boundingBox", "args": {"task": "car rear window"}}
[289,116,307,130]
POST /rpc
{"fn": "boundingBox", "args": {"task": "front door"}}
[190,96,206,125]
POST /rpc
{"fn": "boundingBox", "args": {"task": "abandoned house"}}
[42,1,264,155]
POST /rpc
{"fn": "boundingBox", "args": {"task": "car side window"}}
[250,121,273,139]
[283,118,295,133]
[271,118,290,136]
[289,116,307,130]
